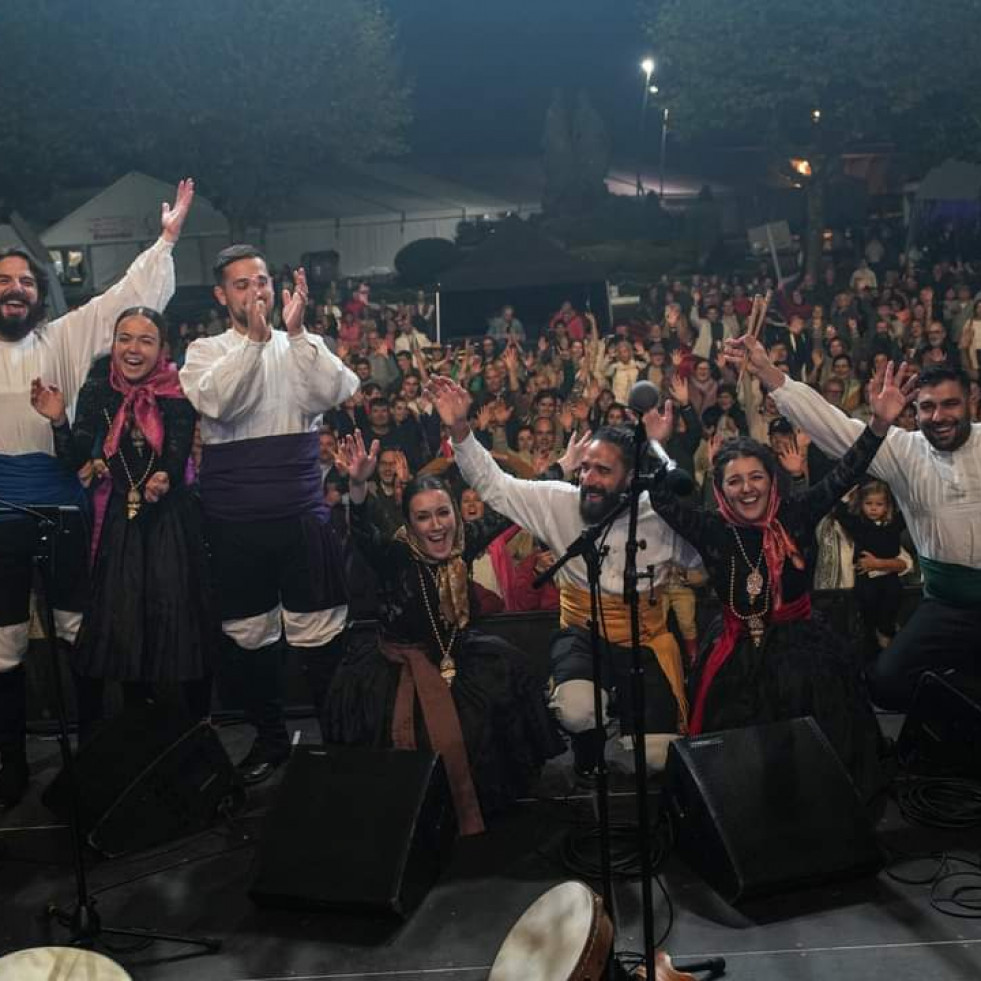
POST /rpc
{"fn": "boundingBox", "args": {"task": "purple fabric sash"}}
[200,432,325,522]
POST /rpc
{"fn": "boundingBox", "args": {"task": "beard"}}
[579,484,623,524]
[920,414,972,452]
[0,292,44,341]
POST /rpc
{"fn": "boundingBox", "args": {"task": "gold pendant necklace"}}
[417,564,458,686]
[728,555,770,648]
[731,526,766,601]
[104,408,156,520]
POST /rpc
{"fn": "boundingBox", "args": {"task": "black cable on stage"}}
[886,848,981,920]
[894,774,981,830]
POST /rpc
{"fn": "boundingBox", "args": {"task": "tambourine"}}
[0,947,132,980]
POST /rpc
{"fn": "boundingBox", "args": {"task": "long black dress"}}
[649,426,886,801]
[51,371,213,685]
[327,495,563,816]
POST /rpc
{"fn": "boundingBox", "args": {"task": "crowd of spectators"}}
[169,231,981,657]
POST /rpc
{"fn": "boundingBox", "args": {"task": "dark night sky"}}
[386,0,645,156]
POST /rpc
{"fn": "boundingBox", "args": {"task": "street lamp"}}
[637,58,655,195]
[659,107,669,199]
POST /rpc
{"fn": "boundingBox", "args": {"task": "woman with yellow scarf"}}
[326,432,562,835]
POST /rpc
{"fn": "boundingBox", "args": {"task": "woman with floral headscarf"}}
[326,431,562,835]
[31,307,213,740]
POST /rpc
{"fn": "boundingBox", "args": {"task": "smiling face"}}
[408,488,457,560]
[916,380,972,451]
[720,455,772,523]
[460,488,485,522]
[578,439,628,523]
[112,315,162,383]
[0,254,44,341]
[214,256,274,331]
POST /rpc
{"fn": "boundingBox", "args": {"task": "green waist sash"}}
[920,556,981,608]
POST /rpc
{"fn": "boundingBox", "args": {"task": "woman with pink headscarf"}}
[31,307,213,740]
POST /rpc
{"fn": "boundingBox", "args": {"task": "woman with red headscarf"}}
[31,307,213,740]
[641,361,917,802]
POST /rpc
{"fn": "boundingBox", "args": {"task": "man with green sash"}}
[730,341,981,710]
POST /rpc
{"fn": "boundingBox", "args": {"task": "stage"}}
[2,714,981,981]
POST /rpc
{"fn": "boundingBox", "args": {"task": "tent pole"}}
[435,286,442,345]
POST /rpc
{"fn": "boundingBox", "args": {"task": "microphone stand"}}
[0,498,221,960]
[535,502,631,981]
[622,423,659,981]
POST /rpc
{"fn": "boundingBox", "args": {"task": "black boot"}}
[237,640,291,785]
[0,666,29,809]
[300,635,345,743]
[570,728,604,783]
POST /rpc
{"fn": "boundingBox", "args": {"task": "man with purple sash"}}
[180,245,358,784]
[0,179,194,808]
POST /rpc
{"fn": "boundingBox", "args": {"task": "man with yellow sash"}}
[429,377,703,776]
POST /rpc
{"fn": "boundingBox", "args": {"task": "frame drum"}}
[0,947,132,980]
[489,880,612,981]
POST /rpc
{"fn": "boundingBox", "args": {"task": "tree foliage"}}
[644,0,981,155]
[0,0,412,232]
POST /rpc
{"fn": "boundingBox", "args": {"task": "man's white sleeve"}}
[452,432,575,544]
[770,377,907,482]
[51,237,175,402]
[180,335,265,422]
[285,331,360,413]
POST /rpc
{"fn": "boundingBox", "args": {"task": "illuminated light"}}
[790,157,812,177]
[811,108,822,123]
[641,58,655,76]
[648,84,659,95]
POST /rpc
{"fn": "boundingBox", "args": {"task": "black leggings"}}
[870,598,981,710]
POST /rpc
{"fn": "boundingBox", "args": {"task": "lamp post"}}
[636,57,655,196]
[658,107,669,199]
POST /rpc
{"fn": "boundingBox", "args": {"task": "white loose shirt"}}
[180,328,359,444]
[772,377,981,568]
[451,432,702,594]
[0,238,175,456]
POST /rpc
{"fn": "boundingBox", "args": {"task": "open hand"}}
[643,399,674,445]
[668,374,689,406]
[338,429,380,484]
[557,427,593,478]
[281,267,309,336]
[427,376,473,440]
[776,443,806,477]
[30,377,67,425]
[246,293,272,344]
[869,360,918,433]
[144,471,170,503]
[160,178,195,244]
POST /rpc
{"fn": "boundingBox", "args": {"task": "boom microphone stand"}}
[0,499,221,960]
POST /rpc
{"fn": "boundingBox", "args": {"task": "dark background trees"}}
[0,0,412,236]
[642,0,981,275]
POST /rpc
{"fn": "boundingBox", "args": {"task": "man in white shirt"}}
[429,377,703,775]
[181,245,359,784]
[0,179,194,808]
[728,335,981,710]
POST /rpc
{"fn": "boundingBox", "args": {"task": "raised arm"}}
[429,376,576,543]
[724,332,915,483]
[51,179,194,402]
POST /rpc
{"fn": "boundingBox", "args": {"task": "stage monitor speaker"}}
[43,701,244,857]
[249,745,454,917]
[898,670,981,778]
[664,717,883,905]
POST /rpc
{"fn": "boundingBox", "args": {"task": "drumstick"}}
[736,288,772,383]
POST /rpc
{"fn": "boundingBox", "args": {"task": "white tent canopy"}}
[42,171,230,292]
[914,159,981,203]
[41,165,540,290]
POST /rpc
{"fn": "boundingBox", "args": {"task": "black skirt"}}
[327,628,564,816]
[691,612,885,804]
[73,488,215,683]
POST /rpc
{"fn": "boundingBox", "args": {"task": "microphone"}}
[627,380,695,495]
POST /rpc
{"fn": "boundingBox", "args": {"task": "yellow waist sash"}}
[559,583,688,730]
